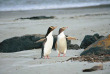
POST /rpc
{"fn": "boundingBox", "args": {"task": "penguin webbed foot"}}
[63,54,66,57]
[57,54,66,57]
[57,54,60,57]
[44,56,50,59]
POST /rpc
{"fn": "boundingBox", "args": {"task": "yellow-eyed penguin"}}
[55,27,76,57]
[38,26,57,59]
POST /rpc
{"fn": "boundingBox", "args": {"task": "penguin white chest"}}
[44,32,53,56]
[57,32,67,54]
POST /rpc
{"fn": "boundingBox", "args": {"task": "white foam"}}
[0,0,110,11]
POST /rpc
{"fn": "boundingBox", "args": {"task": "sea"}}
[0,0,110,11]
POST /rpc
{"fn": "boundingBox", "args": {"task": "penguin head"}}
[45,26,57,37]
[59,27,68,34]
[49,26,57,31]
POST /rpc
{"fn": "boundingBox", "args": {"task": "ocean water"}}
[0,0,110,11]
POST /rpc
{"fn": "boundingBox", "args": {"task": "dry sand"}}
[0,49,110,74]
[0,6,110,74]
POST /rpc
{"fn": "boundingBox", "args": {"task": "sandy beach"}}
[0,6,110,74]
[0,49,110,74]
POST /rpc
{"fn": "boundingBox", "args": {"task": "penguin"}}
[38,26,57,59]
[55,27,76,57]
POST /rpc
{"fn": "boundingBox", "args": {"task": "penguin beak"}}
[64,27,68,30]
[50,26,57,30]
[53,26,57,29]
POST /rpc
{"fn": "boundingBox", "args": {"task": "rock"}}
[80,33,104,49]
[68,44,80,50]
[80,34,110,56]
[0,34,44,52]
[81,47,110,56]
[16,16,55,20]
[0,34,72,52]
[83,64,103,72]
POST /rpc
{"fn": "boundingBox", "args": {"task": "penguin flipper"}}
[66,37,76,40]
[36,38,46,43]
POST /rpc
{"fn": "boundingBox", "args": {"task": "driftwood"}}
[83,64,103,72]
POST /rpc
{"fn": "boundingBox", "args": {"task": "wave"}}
[0,0,110,11]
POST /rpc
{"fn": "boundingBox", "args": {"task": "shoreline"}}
[0,4,110,16]
[50,4,110,10]
[0,3,110,12]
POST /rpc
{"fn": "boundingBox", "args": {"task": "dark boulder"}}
[0,34,72,52]
[80,34,110,56]
[68,44,80,50]
[80,33,104,49]
[80,47,110,56]
[0,34,44,52]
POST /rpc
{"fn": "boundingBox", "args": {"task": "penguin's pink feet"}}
[47,55,50,59]
[63,54,66,57]
[44,56,47,59]
[57,54,60,57]
[44,56,50,59]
